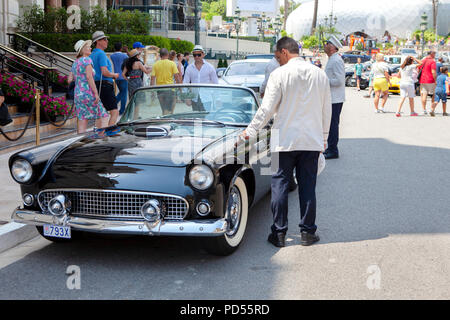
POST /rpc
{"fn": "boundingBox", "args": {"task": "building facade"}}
[0,0,109,44]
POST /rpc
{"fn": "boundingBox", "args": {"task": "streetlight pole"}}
[420,12,428,58]
[234,7,241,60]
[194,0,201,45]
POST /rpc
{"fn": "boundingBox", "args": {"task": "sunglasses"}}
[193,53,202,57]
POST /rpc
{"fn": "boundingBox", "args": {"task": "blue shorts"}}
[434,90,447,103]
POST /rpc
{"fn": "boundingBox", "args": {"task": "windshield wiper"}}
[183,118,226,127]
[123,118,177,126]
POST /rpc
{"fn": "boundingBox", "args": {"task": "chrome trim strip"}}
[12,208,226,237]
[37,189,190,220]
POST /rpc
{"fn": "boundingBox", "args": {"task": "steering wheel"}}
[211,105,252,123]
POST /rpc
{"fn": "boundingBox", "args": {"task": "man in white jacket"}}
[240,37,332,247]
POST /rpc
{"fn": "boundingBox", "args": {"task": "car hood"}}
[54,124,242,167]
[222,75,264,86]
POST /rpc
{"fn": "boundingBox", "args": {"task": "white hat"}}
[328,35,342,49]
[192,45,205,53]
[92,31,108,43]
[74,40,92,55]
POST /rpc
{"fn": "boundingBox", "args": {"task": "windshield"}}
[402,49,416,54]
[225,62,268,76]
[120,86,258,126]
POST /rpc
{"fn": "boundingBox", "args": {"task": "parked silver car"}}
[218,59,271,94]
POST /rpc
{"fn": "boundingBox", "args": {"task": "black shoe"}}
[300,231,320,246]
[324,151,339,160]
[267,232,286,247]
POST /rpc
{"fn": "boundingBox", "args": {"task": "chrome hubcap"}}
[226,186,241,237]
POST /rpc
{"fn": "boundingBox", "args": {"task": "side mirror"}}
[217,70,224,78]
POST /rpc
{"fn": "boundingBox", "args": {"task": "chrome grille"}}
[38,189,189,220]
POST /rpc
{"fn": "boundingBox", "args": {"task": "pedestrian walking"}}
[110,42,129,115]
[371,53,390,113]
[239,37,331,247]
[183,51,190,73]
[169,50,184,81]
[323,35,345,160]
[133,41,146,55]
[430,66,449,117]
[364,67,375,98]
[419,51,437,115]
[176,53,185,79]
[436,57,444,77]
[183,45,218,111]
[90,31,120,127]
[68,40,108,133]
[354,58,363,91]
[122,49,151,99]
[395,56,422,117]
[151,48,181,115]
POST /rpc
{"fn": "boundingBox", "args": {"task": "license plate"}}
[43,224,71,239]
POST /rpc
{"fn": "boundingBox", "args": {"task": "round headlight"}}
[189,165,214,190]
[11,159,33,183]
[23,194,34,206]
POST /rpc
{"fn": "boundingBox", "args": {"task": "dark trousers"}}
[115,80,128,115]
[271,151,320,235]
[326,102,344,155]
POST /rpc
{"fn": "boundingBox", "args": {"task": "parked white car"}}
[400,48,418,58]
[218,59,271,94]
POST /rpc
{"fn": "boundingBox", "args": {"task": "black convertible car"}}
[9,85,274,255]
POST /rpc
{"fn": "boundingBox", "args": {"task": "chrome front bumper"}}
[12,208,227,237]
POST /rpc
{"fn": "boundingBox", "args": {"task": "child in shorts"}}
[430,66,449,117]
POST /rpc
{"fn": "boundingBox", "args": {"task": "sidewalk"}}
[0,150,38,252]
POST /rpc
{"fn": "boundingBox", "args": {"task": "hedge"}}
[17,4,152,35]
[23,33,194,53]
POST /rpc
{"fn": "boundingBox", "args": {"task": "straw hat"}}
[128,49,140,58]
[74,40,92,56]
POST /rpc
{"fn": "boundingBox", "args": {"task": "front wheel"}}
[203,177,249,256]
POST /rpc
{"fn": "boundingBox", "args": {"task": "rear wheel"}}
[203,177,248,256]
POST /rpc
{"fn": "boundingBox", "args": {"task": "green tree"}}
[201,0,227,21]
[413,29,438,42]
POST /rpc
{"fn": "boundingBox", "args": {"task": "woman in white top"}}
[395,56,423,117]
[372,53,391,113]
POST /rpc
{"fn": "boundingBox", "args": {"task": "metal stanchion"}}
[35,88,40,146]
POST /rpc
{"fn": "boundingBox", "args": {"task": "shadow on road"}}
[1,138,450,299]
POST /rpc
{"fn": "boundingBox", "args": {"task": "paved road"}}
[1,88,450,299]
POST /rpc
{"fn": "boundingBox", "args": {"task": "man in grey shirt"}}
[323,35,345,160]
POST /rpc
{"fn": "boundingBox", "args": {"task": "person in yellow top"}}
[151,48,181,85]
[151,48,181,114]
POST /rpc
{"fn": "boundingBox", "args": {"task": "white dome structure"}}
[286,0,450,40]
